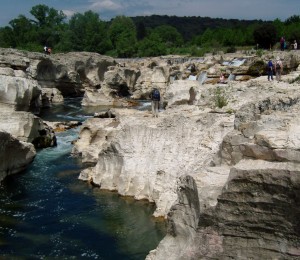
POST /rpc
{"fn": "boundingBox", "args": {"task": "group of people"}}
[267,57,283,81]
[280,37,297,51]
[43,46,52,55]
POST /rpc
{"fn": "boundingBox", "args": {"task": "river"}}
[0,98,166,259]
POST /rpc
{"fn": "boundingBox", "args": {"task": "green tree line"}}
[0,4,299,57]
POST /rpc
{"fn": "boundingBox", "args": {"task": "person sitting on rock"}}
[219,73,226,84]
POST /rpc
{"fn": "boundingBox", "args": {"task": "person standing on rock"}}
[275,57,283,81]
[150,88,160,117]
[280,37,285,51]
[267,59,274,81]
[293,40,297,50]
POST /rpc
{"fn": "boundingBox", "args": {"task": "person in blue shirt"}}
[267,59,274,81]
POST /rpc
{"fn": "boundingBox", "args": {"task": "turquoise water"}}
[0,99,166,259]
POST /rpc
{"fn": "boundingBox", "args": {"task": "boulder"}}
[165,80,202,107]
[0,131,36,182]
[0,111,43,142]
[0,74,41,112]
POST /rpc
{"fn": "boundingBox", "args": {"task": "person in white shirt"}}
[293,40,297,50]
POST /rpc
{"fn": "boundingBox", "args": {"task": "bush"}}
[226,45,236,53]
[215,87,228,108]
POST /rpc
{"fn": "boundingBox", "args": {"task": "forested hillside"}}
[0,4,299,57]
[131,15,265,41]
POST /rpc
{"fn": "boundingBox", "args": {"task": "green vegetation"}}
[1,4,300,57]
[289,75,300,84]
[215,87,228,108]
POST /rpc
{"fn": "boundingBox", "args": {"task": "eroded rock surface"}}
[75,64,300,259]
[74,107,234,217]
[1,47,300,258]
[0,131,36,182]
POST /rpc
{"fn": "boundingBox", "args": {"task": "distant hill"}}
[130,15,268,41]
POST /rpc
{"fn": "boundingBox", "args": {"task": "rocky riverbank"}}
[1,47,300,259]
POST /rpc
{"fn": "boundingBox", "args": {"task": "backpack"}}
[276,62,281,70]
[152,89,160,101]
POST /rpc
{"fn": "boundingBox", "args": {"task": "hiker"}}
[280,37,285,51]
[190,63,196,73]
[50,92,54,102]
[44,45,48,54]
[149,88,160,117]
[267,59,274,81]
[275,57,283,81]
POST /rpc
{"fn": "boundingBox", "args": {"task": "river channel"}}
[0,98,166,259]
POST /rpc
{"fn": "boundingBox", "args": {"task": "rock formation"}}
[0,131,36,182]
[1,46,300,258]
[73,50,300,259]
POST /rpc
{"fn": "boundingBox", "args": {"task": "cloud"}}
[88,0,122,12]
[62,10,76,18]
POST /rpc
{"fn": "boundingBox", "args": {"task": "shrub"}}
[215,87,228,108]
[226,45,236,53]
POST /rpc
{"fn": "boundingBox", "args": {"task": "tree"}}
[285,23,300,46]
[59,11,112,53]
[199,28,214,45]
[30,4,66,47]
[151,25,183,48]
[30,4,66,27]
[253,23,277,49]
[8,15,36,48]
[108,16,137,57]
[285,15,300,25]
[136,21,146,41]
[273,18,285,40]
[0,26,14,48]
[137,32,166,57]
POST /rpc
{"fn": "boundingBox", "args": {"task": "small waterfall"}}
[188,75,197,80]
[198,71,207,85]
[228,74,236,81]
[222,58,246,67]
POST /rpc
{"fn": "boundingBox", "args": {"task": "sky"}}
[0,0,299,26]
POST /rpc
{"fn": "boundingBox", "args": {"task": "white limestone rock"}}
[0,111,43,142]
[0,74,41,112]
[75,108,234,217]
[0,131,36,182]
[165,79,202,107]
